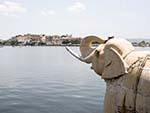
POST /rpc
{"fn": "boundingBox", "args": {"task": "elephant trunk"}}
[80,36,105,59]
[66,36,105,63]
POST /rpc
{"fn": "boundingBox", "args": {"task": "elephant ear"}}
[102,47,128,79]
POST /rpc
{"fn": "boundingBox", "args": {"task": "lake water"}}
[0,47,106,113]
[0,47,149,113]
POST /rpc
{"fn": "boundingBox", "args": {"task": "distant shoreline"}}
[0,44,150,47]
[0,34,150,47]
[0,44,80,47]
[0,42,150,47]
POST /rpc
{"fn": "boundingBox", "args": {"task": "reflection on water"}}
[0,47,105,113]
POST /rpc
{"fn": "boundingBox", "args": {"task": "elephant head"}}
[66,36,135,79]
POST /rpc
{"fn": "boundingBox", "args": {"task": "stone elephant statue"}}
[66,36,150,113]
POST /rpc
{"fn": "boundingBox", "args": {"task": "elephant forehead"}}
[105,38,135,57]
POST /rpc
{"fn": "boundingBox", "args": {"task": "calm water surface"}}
[0,47,149,113]
[0,47,106,113]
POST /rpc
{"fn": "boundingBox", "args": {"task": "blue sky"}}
[0,0,150,39]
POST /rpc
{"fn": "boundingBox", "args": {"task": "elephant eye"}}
[95,50,99,57]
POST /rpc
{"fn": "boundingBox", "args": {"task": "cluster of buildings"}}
[4,34,82,46]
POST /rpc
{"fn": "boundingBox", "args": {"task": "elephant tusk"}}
[65,46,95,63]
[65,46,86,62]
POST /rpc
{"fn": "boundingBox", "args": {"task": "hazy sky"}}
[0,0,150,39]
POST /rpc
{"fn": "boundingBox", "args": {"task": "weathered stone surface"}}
[67,36,150,113]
